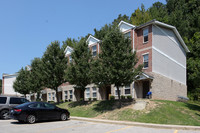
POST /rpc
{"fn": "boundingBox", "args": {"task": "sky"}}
[0,0,166,77]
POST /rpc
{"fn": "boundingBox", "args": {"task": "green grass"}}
[57,100,200,126]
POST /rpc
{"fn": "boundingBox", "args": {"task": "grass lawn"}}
[57,100,200,126]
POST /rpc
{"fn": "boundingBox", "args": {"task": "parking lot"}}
[0,119,199,133]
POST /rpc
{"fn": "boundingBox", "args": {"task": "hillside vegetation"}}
[58,100,200,126]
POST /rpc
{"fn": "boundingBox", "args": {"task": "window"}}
[52,92,55,101]
[92,45,97,57]
[65,91,68,99]
[143,54,149,68]
[124,32,131,38]
[44,103,55,109]
[115,88,121,96]
[28,103,43,108]
[69,55,72,63]
[85,88,90,98]
[124,85,131,95]
[69,90,73,99]
[10,98,25,104]
[92,87,97,98]
[0,97,7,104]
[48,93,51,101]
[143,28,149,43]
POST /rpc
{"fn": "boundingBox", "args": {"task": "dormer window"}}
[92,45,97,57]
[143,28,149,43]
[124,31,131,38]
[69,55,72,63]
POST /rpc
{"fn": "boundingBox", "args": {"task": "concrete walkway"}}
[71,116,200,131]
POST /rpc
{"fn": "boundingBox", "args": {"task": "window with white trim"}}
[124,85,131,95]
[64,91,68,99]
[69,55,72,63]
[143,54,149,68]
[69,90,73,99]
[85,88,90,98]
[48,93,51,101]
[143,28,149,43]
[92,45,97,57]
[124,31,131,38]
[92,87,97,98]
[52,92,55,101]
[115,88,121,96]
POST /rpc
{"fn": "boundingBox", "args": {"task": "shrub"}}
[93,98,97,101]
[80,98,84,101]
[65,99,68,102]
[121,95,125,99]
[48,101,55,104]
[127,95,132,99]
[110,95,115,100]
[36,98,41,102]
[88,98,92,101]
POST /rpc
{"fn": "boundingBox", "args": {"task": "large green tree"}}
[62,37,78,49]
[29,58,44,100]
[13,67,31,97]
[130,4,152,26]
[42,41,67,103]
[65,38,92,101]
[92,28,143,107]
[187,32,200,100]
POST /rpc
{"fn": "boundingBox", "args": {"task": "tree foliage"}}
[130,4,152,26]
[62,37,78,49]
[29,58,44,100]
[92,28,143,107]
[42,41,67,103]
[13,67,31,97]
[65,38,92,100]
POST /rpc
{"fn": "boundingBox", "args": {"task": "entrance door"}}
[142,81,150,98]
[106,86,111,100]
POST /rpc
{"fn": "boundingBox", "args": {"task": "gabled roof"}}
[136,73,154,81]
[118,20,135,28]
[136,19,190,52]
[64,46,74,55]
[86,35,100,45]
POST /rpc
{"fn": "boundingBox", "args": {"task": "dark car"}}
[10,102,70,124]
[0,95,29,119]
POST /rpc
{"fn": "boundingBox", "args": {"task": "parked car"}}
[0,95,29,119]
[10,102,70,124]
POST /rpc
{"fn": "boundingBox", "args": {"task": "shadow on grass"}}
[185,102,200,112]
[93,99,135,113]
[68,101,95,108]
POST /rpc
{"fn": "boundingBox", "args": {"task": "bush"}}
[93,98,97,101]
[36,98,41,102]
[61,100,64,103]
[65,99,68,102]
[110,95,115,100]
[127,95,132,99]
[48,101,55,104]
[121,95,125,99]
[80,98,84,101]
[88,98,92,101]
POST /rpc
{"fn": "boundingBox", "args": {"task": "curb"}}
[71,116,200,131]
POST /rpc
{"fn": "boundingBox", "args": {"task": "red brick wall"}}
[134,25,153,73]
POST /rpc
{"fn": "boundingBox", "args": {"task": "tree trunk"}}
[55,88,60,104]
[37,92,40,101]
[117,86,121,108]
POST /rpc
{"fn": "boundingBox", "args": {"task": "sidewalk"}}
[71,116,200,131]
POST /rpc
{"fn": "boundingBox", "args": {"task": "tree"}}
[130,4,152,26]
[29,58,44,100]
[149,2,169,23]
[0,79,2,94]
[187,32,200,100]
[13,67,31,97]
[92,28,143,107]
[65,38,92,101]
[62,37,78,49]
[42,41,67,103]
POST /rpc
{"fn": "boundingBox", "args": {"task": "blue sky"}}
[0,0,166,77]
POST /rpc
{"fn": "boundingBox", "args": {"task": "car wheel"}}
[27,115,36,124]
[0,110,9,119]
[60,113,68,121]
